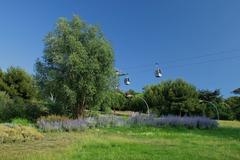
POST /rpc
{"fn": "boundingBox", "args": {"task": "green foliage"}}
[0,96,48,122]
[225,96,240,120]
[199,89,235,120]
[0,92,24,121]
[0,67,37,99]
[0,91,12,108]
[97,91,126,112]
[0,124,43,143]
[125,94,147,112]
[144,79,200,116]
[11,118,32,126]
[23,100,49,121]
[96,90,148,113]
[0,67,44,121]
[0,91,13,122]
[35,16,116,117]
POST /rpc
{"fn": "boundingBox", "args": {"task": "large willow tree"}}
[35,16,116,117]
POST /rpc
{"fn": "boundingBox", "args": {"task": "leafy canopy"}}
[144,79,199,116]
[0,67,36,100]
[35,16,116,117]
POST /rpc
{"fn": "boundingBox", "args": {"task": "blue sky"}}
[0,0,240,97]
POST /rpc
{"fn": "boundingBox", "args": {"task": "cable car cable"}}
[119,49,240,71]
[129,54,240,75]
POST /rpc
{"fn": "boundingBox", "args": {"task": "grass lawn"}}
[0,121,239,160]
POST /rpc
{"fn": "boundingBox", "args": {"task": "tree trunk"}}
[74,96,86,119]
[78,96,86,118]
[179,110,182,117]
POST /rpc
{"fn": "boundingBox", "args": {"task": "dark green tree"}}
[0,91,13,121]
[123,90,146,112]
[232,88,240,95]
[144,79,199,116]
[97,90,126,113]
[199,89,221,102]
[35,16,116,117]
[199,89,233,120]
[225,96,240,120]
[0,67,42,121]
[0,68,11,95]
[1,67,37,100]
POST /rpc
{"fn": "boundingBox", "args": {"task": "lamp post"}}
[199,100,220,120]
[126,93,150,116]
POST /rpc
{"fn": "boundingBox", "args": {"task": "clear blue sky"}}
[0,0,240,97]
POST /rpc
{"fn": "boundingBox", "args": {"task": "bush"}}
[91,115,126,128]
[0,124,43,143]
[37,115,87,132]
[11,118,32,126]
[23,100,49,121]
[0,67,47,122]
[0,98,48,122]
[128,115,218,129]
[0,97,26,121]
[37,114,218,132]
[37,115,126,132]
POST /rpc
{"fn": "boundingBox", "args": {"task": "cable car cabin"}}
[124,77,131,85]
[155,69,162,78]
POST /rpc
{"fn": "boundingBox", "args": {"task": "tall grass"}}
[0,123,43,143]
[1,121,239,160]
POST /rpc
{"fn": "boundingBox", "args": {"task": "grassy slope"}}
[0,121,239,160]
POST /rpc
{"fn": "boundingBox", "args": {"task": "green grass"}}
[0,121,239,160]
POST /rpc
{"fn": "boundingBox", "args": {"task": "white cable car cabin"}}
[155,68,162,78]
[124,77,131,85]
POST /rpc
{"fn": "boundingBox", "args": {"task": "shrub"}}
[91,115,126,128]
[0,124,43,143]
[0,94,48,122]
[37,114,218,132]
[128,115,218,129]
[37,115,87,132]
[37,115,126,132]
[11,118,32,126]
[23,100,49,121]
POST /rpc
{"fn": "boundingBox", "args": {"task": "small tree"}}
[35,16,116,117]
[2,67,37,100]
